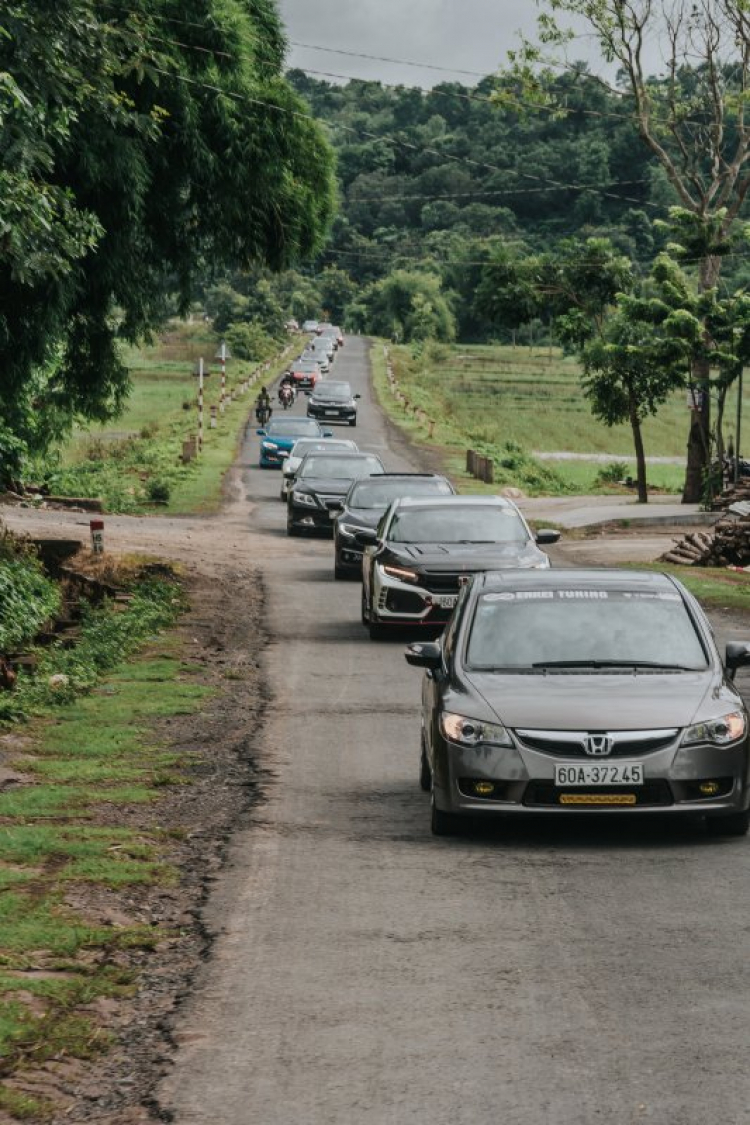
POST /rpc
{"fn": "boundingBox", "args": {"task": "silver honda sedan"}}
[406,569,750,837]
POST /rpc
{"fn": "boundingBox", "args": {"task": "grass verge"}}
[372,340,732,496]
[626,563,750,613]
[0,571,212,1114]
[35,322,293,515]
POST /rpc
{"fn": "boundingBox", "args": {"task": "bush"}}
[595,461,629,485]
[146,479,170,503]
[0,553,61,654]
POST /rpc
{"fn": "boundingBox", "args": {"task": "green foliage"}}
[225,321,279,363]
[595,461,629,485]
[0,549,60,654]
[0,578,185,723]
[354,270,456,342]
[0,0,336,481]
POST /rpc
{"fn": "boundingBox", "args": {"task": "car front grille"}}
[420,572,467,594]
[515,729,679,758]
[523,780,673,807]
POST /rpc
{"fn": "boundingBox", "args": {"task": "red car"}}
[289,362,321,391]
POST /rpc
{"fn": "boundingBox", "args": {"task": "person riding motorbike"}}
[255,386,272,425]
[278,382,294,409]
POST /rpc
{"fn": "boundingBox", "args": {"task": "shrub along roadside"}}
[0,571,211,1118]
[0,550,60,655]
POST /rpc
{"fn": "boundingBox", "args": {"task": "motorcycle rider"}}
[278,381,294,408]
[255,386,272,424]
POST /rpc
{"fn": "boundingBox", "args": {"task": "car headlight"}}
[440,712,513,748]
[682,711,746,746]
[292,491,317,507]
[262,441,278,451]
[382,564,419,584]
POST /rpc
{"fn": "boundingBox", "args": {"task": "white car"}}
[279,437,359,501]
[302,319,319,333]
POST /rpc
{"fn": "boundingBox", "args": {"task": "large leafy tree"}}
[0,0,336,477]
[501,0,750,499]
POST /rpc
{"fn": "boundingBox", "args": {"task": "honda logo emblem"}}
[583,734,614,757]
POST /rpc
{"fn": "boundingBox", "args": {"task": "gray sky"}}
[278,0,599,88]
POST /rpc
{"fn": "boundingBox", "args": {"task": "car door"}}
[423,588,467,773]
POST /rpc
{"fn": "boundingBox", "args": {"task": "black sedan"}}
[334,473,455,579]
[287,451,385,536]
[307,382,360,426]
[360,496,559,638]
[405,568,750,838]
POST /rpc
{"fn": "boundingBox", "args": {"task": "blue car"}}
[258,417,333,468]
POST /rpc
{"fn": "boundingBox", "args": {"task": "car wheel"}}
[287,521,301,537]
[419,742,431,792]
[431,798,461,837]
[706,810,750,837]
[334,562,348,580]
[279,487,286,501]
[349,418,357,427]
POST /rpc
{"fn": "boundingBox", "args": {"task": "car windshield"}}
[466,590,708,670]
[300,455,382,479]
[315,385,351,400]
[290,440,355,458]
[266,419,320,436]
[388,506,529,544]
[349,479,453,510]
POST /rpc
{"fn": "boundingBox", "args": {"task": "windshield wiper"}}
[531,659,700,671]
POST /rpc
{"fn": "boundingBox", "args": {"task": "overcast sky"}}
[278,0,600,88]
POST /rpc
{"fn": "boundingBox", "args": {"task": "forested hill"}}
[287,68,750,341]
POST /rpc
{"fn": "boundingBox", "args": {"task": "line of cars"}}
[257,346,750,840]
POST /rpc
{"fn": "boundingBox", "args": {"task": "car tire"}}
[279,487,286,502]
[334,563,347,580]
[419,743,431,792]
[349,418,357,427]
[431,799,461,837]
[706,810,750,837]
[287,521,301,537]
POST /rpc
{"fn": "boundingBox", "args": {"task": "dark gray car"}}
[406,568,750,837]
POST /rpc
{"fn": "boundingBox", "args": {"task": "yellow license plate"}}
[559,793,637,807]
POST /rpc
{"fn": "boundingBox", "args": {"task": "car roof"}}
[360,472,447,480]
[475,569,681,594]
[389,495,516,509]
[292,438,355,449]
[302,450,378,459]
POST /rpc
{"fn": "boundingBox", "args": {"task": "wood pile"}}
[661,515,750,567]
[712,479,750,510]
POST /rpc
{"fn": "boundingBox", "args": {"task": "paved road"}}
[147,337,748,1125]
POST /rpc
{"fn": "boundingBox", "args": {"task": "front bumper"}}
[307,406,356,423]
[288,498,339,533]
[259,447,290,468]
[371,567,462,629]
[431,731,750,816]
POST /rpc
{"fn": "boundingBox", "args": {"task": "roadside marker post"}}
[210,405,218,429]
[215,341,230,415]
[192,358,207,454]
[90,519,105,555]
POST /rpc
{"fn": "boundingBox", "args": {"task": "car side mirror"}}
[256,429,266,436]
[405,642,442,670]
[356,527,379,545]
[535,529,561,545]
[329,499,343,512]
[354,393,361,399]
[725,642,750,680]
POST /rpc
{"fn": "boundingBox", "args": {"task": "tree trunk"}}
[683,255,721,504]
[629,394,648,504]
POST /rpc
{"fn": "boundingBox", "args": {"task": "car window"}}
[266,419,320,436]
[349,479,453,509]
[388,507,529,544]
[300,456,382,478]
[466,590,708,670]
[315,385,351,399]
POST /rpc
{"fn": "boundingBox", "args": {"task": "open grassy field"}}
[374,341,750,495]
[46,322,291,515]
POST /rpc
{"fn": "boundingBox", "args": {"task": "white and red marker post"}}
[198,357,204,453]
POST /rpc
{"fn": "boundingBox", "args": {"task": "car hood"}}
[267,434,313,449]
[464,670,718,730]
[341,509,382,529]
[311,399,353,407]
[389,541,546,569]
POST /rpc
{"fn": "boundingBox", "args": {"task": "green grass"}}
[0,576,216,1115]
[628,564,750,613]
[39,321,293,515]
[374,340,750,496]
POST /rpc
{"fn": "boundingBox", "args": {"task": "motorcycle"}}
[255,402,272,427]
[278,383,294,410]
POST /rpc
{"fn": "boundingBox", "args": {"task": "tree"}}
[356,271,456,343]
[0,0,336,480]
[502,0,750,500]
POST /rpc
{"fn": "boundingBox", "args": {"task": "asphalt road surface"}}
[159,338,750,1125]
